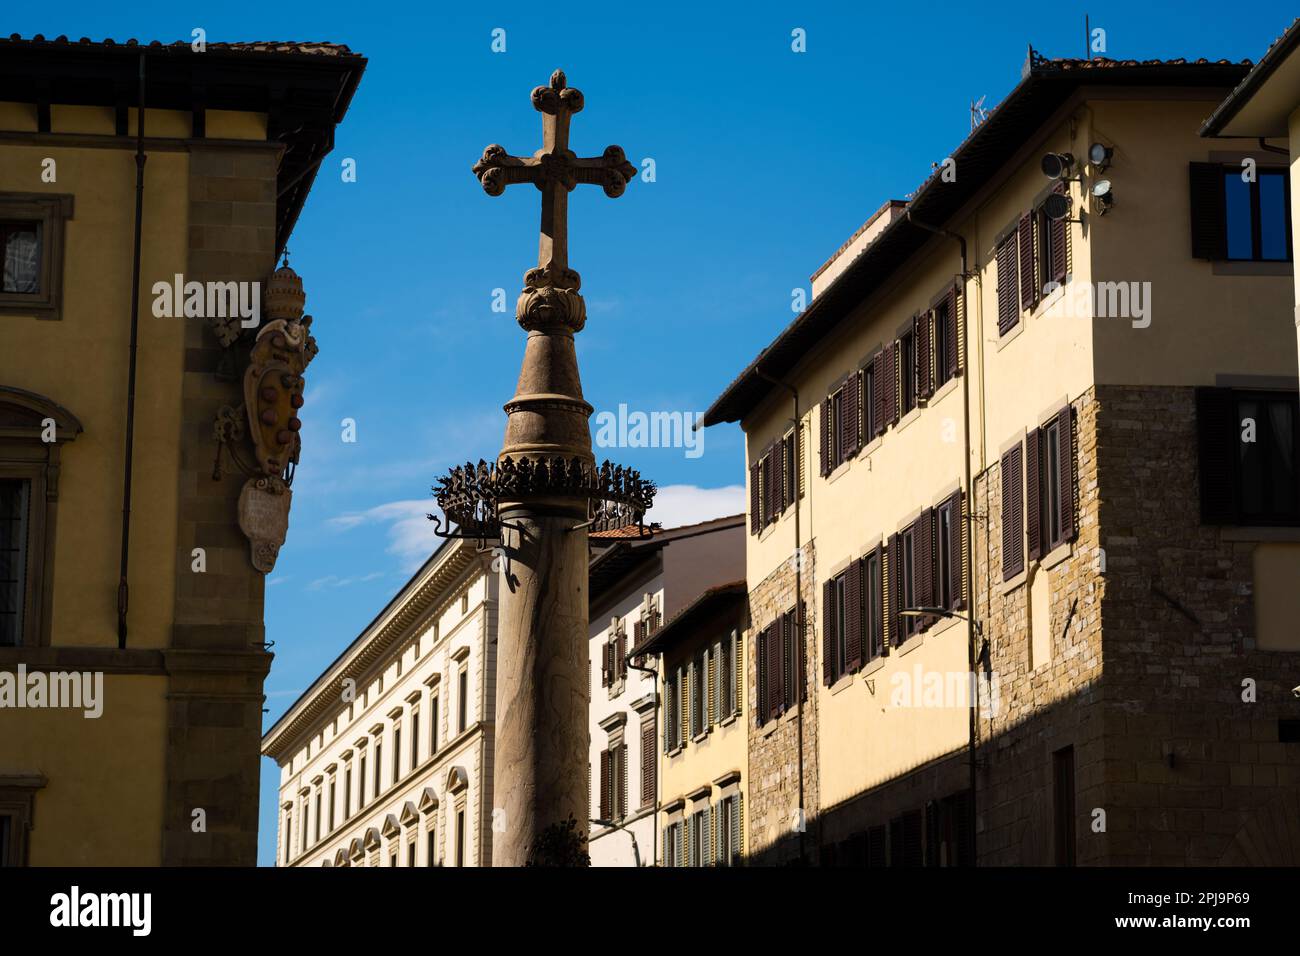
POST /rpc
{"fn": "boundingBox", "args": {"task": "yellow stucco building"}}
[705,50,1300,866]
[0,36,363,865]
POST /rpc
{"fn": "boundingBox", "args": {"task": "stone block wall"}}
[745,540,820,865]
[161,143,279,866]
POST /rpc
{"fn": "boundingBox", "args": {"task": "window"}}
[932,288,959,391]
[759,605,804,723]
[390,850,398,868]
[0,479,29,647]
[689,808,709,867]
[327,778,335,835]
[393,725,402,784]
[936,500,953,610]
[344,767,352,819]
[1027,407,1076,559]
[598,743,628,821]
[373,740,382,797]
[358,752,367,808]
[427,827,437,867]
[457,667,469,733]
[889,810,923,867]
[664,821,682,867]
[822,571,853,684]
[411,707,420,768]
[1001,444,1025,580]
[1053,745,1077,866]
[602,630,627,688]
[899,327,916,415]
[0,221,38,293]
[0,195,72,318]
[640,713,656,808]
[1190,162,1292,262]
[407,841,416,867]
[751,428,803,534]
[717,630,740,720]
[901,525,917,639]
[995,227,1022,335]
[689,652,706,738]
[864,360,878,440]
[663,670,679,753]
[865,547,884,661]
[1197,388,1299,525]
[461,591,469,614]
[300,797,309,852]
[430,694,440,753]
[717,794,743,866]
[455,809,466,866]
[283,809,292,865]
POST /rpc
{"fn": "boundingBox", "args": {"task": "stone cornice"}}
[261,539,480,759]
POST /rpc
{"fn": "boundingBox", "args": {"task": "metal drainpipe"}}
[905,210,981,863]
[626,652,660,866]
[752,364,806,864]
[117,53,147,649]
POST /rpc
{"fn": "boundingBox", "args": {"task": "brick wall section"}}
[161,144,279,866]
[975,385,1300,866]
[1093,384,1300,865]
[745,541,820,864]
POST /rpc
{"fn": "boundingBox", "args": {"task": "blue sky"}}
[16,0,1292,866]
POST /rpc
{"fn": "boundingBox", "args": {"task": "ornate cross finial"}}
[472,70,636,293]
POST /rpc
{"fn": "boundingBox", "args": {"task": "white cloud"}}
[305,570,387,591]
[327,499,442,572]
[645,484,745,529]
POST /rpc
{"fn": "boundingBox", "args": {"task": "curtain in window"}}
[2,229,39,293]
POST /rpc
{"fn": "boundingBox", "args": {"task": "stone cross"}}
[472,70,635,292]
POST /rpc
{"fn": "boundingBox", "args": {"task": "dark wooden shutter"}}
[819,398,831,476]
[615,632,626,681]
[1026,428,1043,562]
[822,579,835,685]
[796,603,807,703]
[886,533,900,647]
[601,641,610,687]
[917,509,934,616]
[1057,405,1076,543]
[916,311,933,400]
[641,716,656,807]
[948,490,965,610]
[996,234,1019,335]
[599,749,610,819]
[884,343,899,424]
[870,357,884,437]
[1189,162,1227,260]
[872,544,886,658]
[842,371,861,459]
[763,445,778,526]
[796,424,805,498]
[749,460,761,534]
[846,558,863,671]
[945,286,959,379]
[1001,445,1024,580]
[755,629,767,724]
[1195,386,1237,523]
[867,826,887,867]
[1050,182,1068,284]
[1017,213,1037,311]
[780,433,792,511]
[767,622,783,720]
[925,801,941,867]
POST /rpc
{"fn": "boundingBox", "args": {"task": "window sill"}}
[858,434,884,461]
[691,731,710,744]
[1220,525,1300,542]
[1029,277,1070,320]
[861,655,887,679]
[896,632,926,657]
[1210,259,1293,277]
[1040,539,1074,571]
[829,672,855,696]
[827,457,852,485]
[895,406,922,434]
[994,317,1025,352]
[1001,566,1028,594]
[719,712,739,728]
[924,375,960,408]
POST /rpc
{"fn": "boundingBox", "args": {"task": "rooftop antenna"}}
[970,95,989,131]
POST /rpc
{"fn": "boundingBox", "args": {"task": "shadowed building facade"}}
[0,37,362,865]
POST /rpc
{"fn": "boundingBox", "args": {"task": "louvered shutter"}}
[948,490,965,610]
[873,544,887,658]
[946,286,960,378]
[1188,162,1227,260]
[601,641,610,687]
[764,445,779,526]
[1001,445,1024,580]
[676,822,684,868]
[663,674,673,752]
[734,631,743,716]
[846,557,863,671]
[870,357,884,437]
[686,817,695,868]
[917,508,934,615]
[819,398,831,476]
[678,666,688,747]
[703,805,712,866]
[1195,387,1236,522]
[996,234,1019,334]
[1026,428,1043,562]
[707,646,717,728]
[886,534,900,648]
[1017,213,1036,311]
[1050,182,1068,284]
[599,749,610,819]
[926,800,941,867]
[821,579,835,685]
[843,372,861,458]
[796,424,805,499]
[868,826,887,867]
[736,794,745,862]
[749,461,761,534]
[1057,404,1076,543]
[769,620,784,718]
[618,743,628,818]
[756,628,767,723]
[882,343,898,425]
[797,604,808,703]
[916,311,933,400]
[641,716,656,806]
[615,632,626,681]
